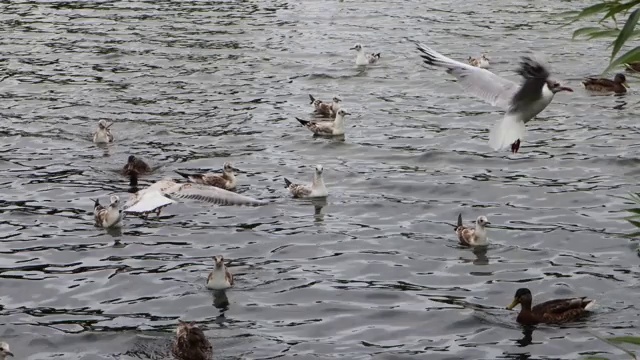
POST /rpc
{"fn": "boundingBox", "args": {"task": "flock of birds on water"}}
[2,38,639,359]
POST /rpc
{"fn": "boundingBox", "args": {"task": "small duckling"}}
[454,213,489,246]
[582,73,629,94]
[171,321,213,360]
[93,120,114,144]
[206,255,234,290]
[175,162,238,190]
[468,54,490,69]
[0,342,13,359]
[92,195,123,228]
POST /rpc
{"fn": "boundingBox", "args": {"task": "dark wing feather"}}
[582,77,620,92]
[510,57,550,112]
[532,297,589,314]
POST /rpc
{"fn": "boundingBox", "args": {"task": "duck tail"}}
[296,117,310,126]
[174,170,192,179]
[308,94,316,104]
[455,213,463,231]
[284,178,292,188]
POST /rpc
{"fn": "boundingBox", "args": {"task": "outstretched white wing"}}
[124,190,175,214]
[168,183,267,206]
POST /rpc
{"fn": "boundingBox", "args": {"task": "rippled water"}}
[1,0,640,359]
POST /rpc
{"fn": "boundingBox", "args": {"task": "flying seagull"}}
[415,42,573,153]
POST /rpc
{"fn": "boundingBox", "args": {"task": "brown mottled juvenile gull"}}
[284,164,328,198]
[93,120,114,143]
[172,321,212,360]
[92,195,123,228]
[296,108,349,136]
[454,213,489,246]
[206,255,234,290]
[350,43,380,66]
[175,162,238,190]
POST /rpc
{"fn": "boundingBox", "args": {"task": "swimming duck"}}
[309,95,341,117]
[454,213,489,246]
[171,321,212,360]
[582,73,629,94]
[122,155,151,177]
[350,43,381,66]
[506,288,596,325]
[296,109,349,136]
[624,62,640,73]
[0,342,13,359]
[468,54,490,69]
[93,120,114,144]
[284,164,328,198]
[175,162,238,190]
[206,255,234,290]
[92,195,123,228]
[123,178,266,216]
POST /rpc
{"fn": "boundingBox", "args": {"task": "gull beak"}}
[623,81,630,89]
[106,122,114,129]
[349,46,357,50]
[506,298,519,310]
[485,221,491,225]
[6,351,13,357]
[231,167,241,172]
[559,86,573,93]
[342,111,351,115]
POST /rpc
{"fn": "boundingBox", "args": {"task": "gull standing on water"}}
[123,179,266,216]
[284,164,328,198]
[416,42,573,153]
[351,43,381,66]
[296,109,350,136]
[175,162,238,190]
[172,321,212,360]
[454,213,489,246]
[206,255,234,290]
[93,120,114,144]
[309,95,341,117]
[0,342,13,359]
[92,195,123,228]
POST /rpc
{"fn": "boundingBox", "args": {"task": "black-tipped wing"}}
[510,57,550,113]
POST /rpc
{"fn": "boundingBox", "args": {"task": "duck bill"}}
[506,298,519,310]
[623,81,630,89]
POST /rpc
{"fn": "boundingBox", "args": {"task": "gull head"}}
[315,164,324,176]
[546,80,573,94]
[98,120,109,129]
[332,96,342,103]
[350,43,363,52]
[481,54,490,61]
[614,73,630,88]
[213,255,225,268]
[0,342,13,358]
[475,216,490,227]
[335,109,350,118]
[223,162,238,173]
[312,99,322,107]
[109,195,120,207]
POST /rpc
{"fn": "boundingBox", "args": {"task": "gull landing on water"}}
[0,342,13,359]
[206,255,234,290]
[454,213,489,246]
[93,120,114,144]
[123,179,267,216]
[468,54,490,69]
[416,42,573,153]
[175,162,239,190]
[309,94,341,118]
[172,321,213,360]
[296,109,350,136]
[350,43,381,66]
[284,164,328,198]
[92,195,123,228]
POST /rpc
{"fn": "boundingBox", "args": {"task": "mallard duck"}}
[92,195,123,228]
[171,321,212,360]
[122,155,151,177]
[309,95,341,117]
[582,73,629,94]
[175,162,238,190]
[284,164,328,198]
[0,342,13,359]
[624,62,640,73]
[506,288,596,325]
[350,43,381,66]
[206,255,234,290]
[454,213,489,246]
[468,54,490,69]
[296,109,350,136]
[93,120,114,143]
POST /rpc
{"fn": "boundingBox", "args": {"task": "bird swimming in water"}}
[582,73,629,94]
[206,255,234,290]
[506,288,596,325]
[284,164,328,198]
[468,54,490,69]
[309,95,342,118]
[624,62,640,73]
[0,342,13,359]
[121,155,152,187]
[296,109,350,136]
[92,195,123,228]
[350,43,381,66]
[171,321,212,360]
[454,213,489,246]
[175,162,238,190]
[93,120,114,144]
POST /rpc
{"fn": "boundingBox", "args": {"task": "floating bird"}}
[0,342,13,359]
[506,288,596,325]
[350,43,381,66]
[309,95,341,117]
[206,255,234,290]
[92,195,123,228]
[624,62,640,73]
[175,162,238,190]
[296,109,350,136]
[122,155,152,187]
[284,164,328,198]
[172,321,213,360]
[93,120,114,144]
[468,54,490,69]
[123,179,266,216]
[454,213,489,246]
[582,73,629,94]
[416,42,573,153]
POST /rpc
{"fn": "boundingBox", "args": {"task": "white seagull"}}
[351,43,381,66]
[206,255,234,290]
[92,195,123,228]
[296,109,350,136]
[416,42,573,153]
[93,120,114,144]
[124,179,267,215]
[284,164,328,198]
[454,213,489,246]
[0,342,13,359]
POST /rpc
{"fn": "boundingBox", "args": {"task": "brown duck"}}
[171,321,213,360]
[506,288,596,325]
[582,73,629,94]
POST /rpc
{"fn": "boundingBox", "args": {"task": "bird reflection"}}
[613,98,627,110]
[212,289,230,310]
[311,197,327,222]
[516,326,535,347]
[105,226,123,238]
[472,246,489,265]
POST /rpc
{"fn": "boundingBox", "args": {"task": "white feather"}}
[124,190,175,214]
[488,113,526,151]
